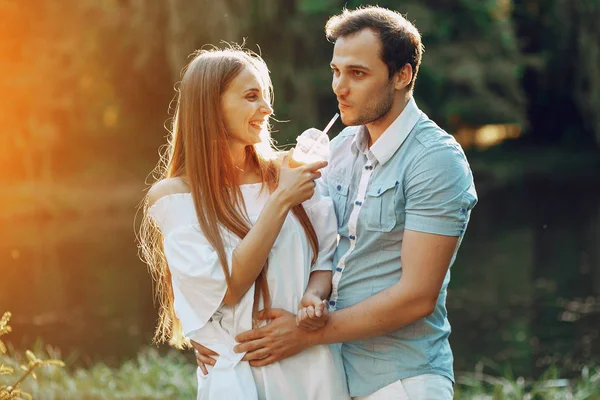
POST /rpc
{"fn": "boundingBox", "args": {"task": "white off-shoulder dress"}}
[149,183,349,400]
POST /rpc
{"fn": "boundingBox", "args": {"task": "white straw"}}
[321,113,339,136]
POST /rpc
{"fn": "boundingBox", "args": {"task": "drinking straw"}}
[322,113,339,136]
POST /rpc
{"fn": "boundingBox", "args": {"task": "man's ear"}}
[393,63,413,90]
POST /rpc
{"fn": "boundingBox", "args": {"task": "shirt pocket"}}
[328,174,350,228]
[365,180,399,233]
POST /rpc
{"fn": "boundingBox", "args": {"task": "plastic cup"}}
[289,128,330,168]
[289,113,338,168]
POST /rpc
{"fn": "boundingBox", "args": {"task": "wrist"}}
[304,288,324,300]
[304,327,323,346]
[271,188,294,211]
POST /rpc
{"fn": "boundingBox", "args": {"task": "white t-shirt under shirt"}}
[149,183,349,400]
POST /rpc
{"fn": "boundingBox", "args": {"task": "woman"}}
[138,46,349,400]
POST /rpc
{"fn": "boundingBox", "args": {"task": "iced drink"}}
[290,113,338,168]
[289,128,330,168]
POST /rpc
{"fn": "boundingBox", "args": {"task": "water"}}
[450,178,600,377]
[1,178,599,376]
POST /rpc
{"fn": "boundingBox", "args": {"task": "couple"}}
[140,6,477,400]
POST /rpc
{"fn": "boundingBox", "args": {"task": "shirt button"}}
[336,267,343,272]
[349,235,356,240]
[329,301,336,306]
[460,208,467,214]
[364,166,369,170]
[337,185,342,191]
[355,201,362,206]
[377,188,381,194]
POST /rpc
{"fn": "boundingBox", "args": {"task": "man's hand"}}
[297,293,329,330]
[191,341,219,375]
[234,308,312,367]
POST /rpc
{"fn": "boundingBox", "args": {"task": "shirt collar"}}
[350,125,370,156]
[366,96,421,165]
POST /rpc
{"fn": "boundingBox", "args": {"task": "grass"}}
[0,346,196,400]
[455,361,600,399]
[1,343,599,399]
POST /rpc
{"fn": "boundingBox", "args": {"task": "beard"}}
[341,87,394,126]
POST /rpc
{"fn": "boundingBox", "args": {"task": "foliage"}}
[0,347,195,400]
[3,336,599,399]
[513,0,600,147]
[1,0,598,191]
[0,312,65,400]
[351,0,527,129]
[455,361,600,399]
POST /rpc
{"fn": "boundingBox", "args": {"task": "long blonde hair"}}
[138,46,319,348]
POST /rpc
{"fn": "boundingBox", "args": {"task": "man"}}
[195,6,477,399]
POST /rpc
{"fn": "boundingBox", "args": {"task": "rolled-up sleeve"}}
[404,143,478,236]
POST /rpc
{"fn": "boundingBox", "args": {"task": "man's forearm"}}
[307,281,435,345]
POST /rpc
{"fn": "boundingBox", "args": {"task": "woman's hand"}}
[297,293,329,330]
[275,150,327,208]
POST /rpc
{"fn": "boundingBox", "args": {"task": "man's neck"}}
[366,93,411,147]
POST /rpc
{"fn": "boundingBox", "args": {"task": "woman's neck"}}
[230,143,247,168]
[231,145,262,185]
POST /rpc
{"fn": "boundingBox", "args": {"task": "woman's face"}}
[221,66,273,150]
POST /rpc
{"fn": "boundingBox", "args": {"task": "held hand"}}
[297,294,329,331]
[234,308,311,367]
[191,340,219,376]
[277,150,327,207]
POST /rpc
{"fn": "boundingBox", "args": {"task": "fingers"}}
[303,160,328,172]
[241,346,271,361]
[194,348,213,375]
[281,149,293,168]
[296,306,328,330]
[191,341,219,356]
[235,336,270,354]
[316,300,329,319]
[315,301,324,318]
[198,360,208,376]
[235,328,264,344]
[296,307,309,326]
[191,341,218,371]
[249,355,279,368]
[299,318,323,330]
[256,307,284,321]
[195,349,217,367]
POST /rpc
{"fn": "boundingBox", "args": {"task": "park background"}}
[1,0,599,398]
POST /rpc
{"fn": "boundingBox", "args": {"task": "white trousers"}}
[352,374,453,400]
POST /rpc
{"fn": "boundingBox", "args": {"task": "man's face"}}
[330,29,395,127]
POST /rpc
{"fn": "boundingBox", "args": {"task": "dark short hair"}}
[325,6,423,90]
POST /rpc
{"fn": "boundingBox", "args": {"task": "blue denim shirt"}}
[318,98,477,397]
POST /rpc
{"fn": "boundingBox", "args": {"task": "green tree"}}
[513,0,600,148]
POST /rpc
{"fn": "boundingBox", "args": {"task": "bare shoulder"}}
[147,177,190,208]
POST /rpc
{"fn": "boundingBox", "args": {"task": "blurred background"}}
[1,0,599,383]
